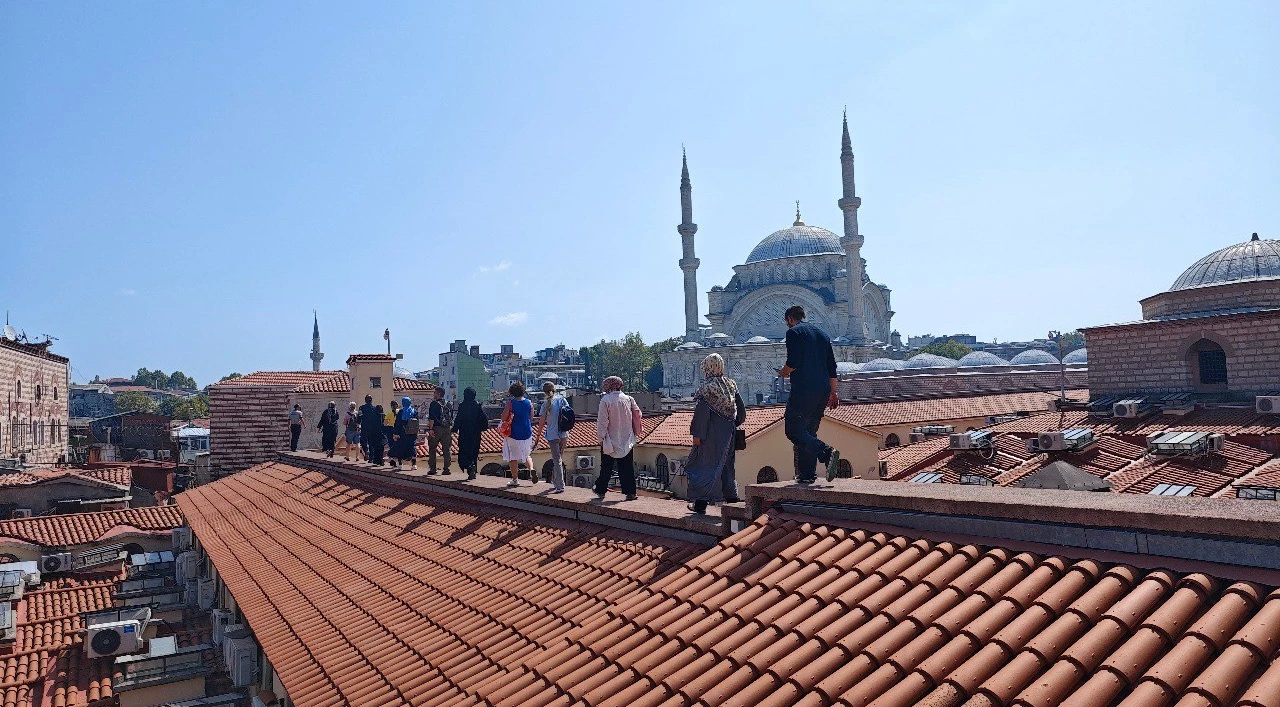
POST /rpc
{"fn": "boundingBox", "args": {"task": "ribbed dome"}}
[675,341,703,350]
[1062,347,1088,364]
[835,361,862,375]
[1170,234,1280,291]
[745,336,771,344]
[904,353,958,369]
[1010,349,1060,365]
[745,224,843,264]
[957,351,1009,367]
[861,358,905,372]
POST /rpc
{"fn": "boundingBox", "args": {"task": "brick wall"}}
[1084,309,1280,396]
[209,384,291,473]
[1140,279,1280,319]
[0,339,70,464]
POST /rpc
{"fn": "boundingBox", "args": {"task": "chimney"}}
[469,345,480,357]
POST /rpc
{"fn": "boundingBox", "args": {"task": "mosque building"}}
[662,112,897,403]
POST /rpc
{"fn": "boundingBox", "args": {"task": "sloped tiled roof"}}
[292,371,435,394]
[829,391,1079,429]
[644,408,787,448]
[212,371,342,388]
[473,512,1280,707]
[0,505,184,548]
[0,467,130,491]
[177,462,702,707]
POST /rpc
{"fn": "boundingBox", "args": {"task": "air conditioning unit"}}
[668,459,685,476]
[1257,396,1280,414]
[570,473,594,488]
[172,527,193,551]
[184,579,198,606]
[227,637,258,687]
[1036,429,1095,452]
[908,433,926,444]
[11,509,32,519]
[1025,438,1039,455]
[175,551,199,584]
[575,455,596,470]
[41,553,73,574]
[211,609,233,645]
[1210,433,1226,452]
[198,577,217,610]
[949,430,993,450]
[85,619,146,658]
[1112,401,1145,418]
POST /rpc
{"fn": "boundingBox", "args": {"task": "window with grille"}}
[1198,349,1227,384]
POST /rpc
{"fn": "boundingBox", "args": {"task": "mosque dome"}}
[1062,347,1088,364]
[903,353,958,369]
[835,362,862,375]
[744,210,843,264]
[861,358,905,372]
[1009,349,1060,365]
[674,341,703,350]
[957,351,1009,367]
[1169,233,1280,291]
[745,336,771,344]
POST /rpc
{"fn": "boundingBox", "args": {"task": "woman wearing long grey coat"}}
[684,353,746,514]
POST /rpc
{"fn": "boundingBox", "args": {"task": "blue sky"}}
[2,1,1277,385]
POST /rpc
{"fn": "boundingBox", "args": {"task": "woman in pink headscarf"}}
[592,376,643,501]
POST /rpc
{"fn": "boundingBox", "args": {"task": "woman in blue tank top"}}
[501,382,536,487]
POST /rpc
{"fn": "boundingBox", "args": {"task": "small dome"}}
[835,361,862,375]
[675,341,703,350]
[745,336,771,344]
[1170,234,1280,291]
[904,353,958,369]
[861,358,905,372]
[1009,349,1060,365]
[537,372,560,380]
[745,224,844,264]
[394,366,414,378]
[957,351,1009,367]
[1062,347,1088,364]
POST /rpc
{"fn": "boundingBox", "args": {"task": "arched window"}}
[655,454,669,486]
[835,459,853,479]
[885,433,901,448]
[35,385,42,401]
[1188,338,1228,388]
[542,459,555,481]
[481,462,505,477]
[757,466,779,484]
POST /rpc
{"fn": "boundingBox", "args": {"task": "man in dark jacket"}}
[453,387,489,480]
[777,305,842,483]
[359,395,383,465]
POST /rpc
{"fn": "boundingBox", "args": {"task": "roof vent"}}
[912,425,955,436]
[1146,431,1224,456]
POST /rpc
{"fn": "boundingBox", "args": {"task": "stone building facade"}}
[1,337,70,464]
[1083,233,1280,398]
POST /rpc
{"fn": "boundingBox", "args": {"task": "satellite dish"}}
[2,325,16,340]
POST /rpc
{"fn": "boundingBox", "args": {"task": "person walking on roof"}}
[360,396,384,465]
[318,401,340,458]
[426,387,454,476]
[454,387,488,480]
[392,396,419,469]
[339,402,362,461]
[684,354,746,514]
[539,381,569,493]
[288,404,305,452]
[501,382,535,487]
[384,400,399,467]
[593,376,643,501]
[776,305,843,483]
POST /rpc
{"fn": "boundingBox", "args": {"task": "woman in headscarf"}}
[317,401,340,458]
[391,396,419,469]
[683,353,746,514]
[453,387,488,480]
[592,376,644,501]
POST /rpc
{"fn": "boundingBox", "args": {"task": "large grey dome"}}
[957,351,1009,367]
[1062,347,1088,364]
[1010,349,1060,365]
[1170,234,1280,291]
[745,223,843,264]
[903,353,958,369]
[861,358,905,372]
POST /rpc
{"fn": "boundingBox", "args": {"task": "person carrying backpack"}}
[392,396,419,469]
[539,381,573,493]
[339,401,363,461]
[426,388,454,475]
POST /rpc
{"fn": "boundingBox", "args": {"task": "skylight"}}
[1149,483,1196,497]
[910,472,944,484]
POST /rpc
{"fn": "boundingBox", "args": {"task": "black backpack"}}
[403,414,420,436]
[557,399,576,432]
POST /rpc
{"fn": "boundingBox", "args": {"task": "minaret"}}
[838,109,867,344]
[310,311,324,372]
[678,148,701,341]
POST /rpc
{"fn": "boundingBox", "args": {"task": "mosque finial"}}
[793,200,804,226]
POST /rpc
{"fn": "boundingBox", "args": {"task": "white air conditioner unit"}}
[175,551,199,584]
[172,527,193,551]
[949,430,993,451]
[222,625,244,664]
[184,579,198,607]
[11,509,32,519]
[85,619,146,658]
[668,459,685,476]
[198,577,216,610]
[1113,402,1142,418]
[1257,396,1280,414]
[211,609,233,645]
[575,455,596,471]
[570,473,594,489]
[40,553,73,574]
[1210,433,1226,452]
[228,637,258,687]
[908,433,926,444]
[1036,429,1095,452]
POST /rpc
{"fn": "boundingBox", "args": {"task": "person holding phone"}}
[776,305,842,483]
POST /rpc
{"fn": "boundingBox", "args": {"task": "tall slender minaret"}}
[838,109,867,344]
[678,148,701,341]
[310,311,324,371]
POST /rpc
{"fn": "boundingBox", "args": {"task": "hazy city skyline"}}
[3,1,1277,384]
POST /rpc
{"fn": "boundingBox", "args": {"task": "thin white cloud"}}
[477,260,512,274]
[118,288,137,297]
[490,312,528,326]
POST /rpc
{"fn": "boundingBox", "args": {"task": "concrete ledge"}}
[280,452,725,545]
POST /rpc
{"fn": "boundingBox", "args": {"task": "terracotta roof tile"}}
[0,467,131,491]
[211,370,342,388]
[0,505,184,547]
[828,391,1074,428]
[292,371,435,394]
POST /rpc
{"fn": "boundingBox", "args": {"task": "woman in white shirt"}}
[592,376,643,501]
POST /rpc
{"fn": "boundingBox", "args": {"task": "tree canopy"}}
[114,391,157,414]
[219,372,244,382]
[580,332,657,392]
[158,394,210,420]
[919,339,973,360]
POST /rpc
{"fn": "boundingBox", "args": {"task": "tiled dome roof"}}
[903,353,958,369]
[957,351,1010,367]
[1170,233,1280,291]
[745,224,843,264]
[1062,347,1088,364]
[835,362,862,375]
[861,358,905,372]
[1010,349,1060,365]
[745,336,771,344]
